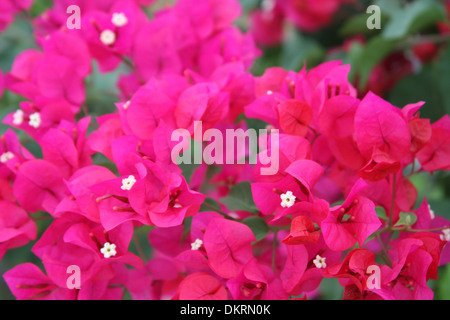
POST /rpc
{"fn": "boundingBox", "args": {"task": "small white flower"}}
[280,191,296,208]
[0,151,14,163]
[173,203,182,208]
[121,175,136,191]
[440,228,450,242]
[28,112,41,129]
[100,29,116,45]
[100,242,117,258]
[266,90,273,95]
[123,100,131,110]
[13,110,24,125]
[428,204,435,220]
[228,212,240,219]
[191,239,203,251]
[111,12,128,27]
[313,255,327,269]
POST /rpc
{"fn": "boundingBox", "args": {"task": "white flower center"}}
[191,239,203,250]
[280,191,296,208]
[121,175,136,191]
[440,229,450,242]
[100,29,116,45]
[313,255,326,269]
[13,110,24,125]
[100,242,117,258]
[0,151,14,163]
[112,12,128,27]
[428,204,435,220]
[123,100,131,110]
[266,90,273,95]
[28,112,41,128]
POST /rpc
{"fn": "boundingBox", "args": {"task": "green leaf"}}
[220,182,259,213]
[394,212,418,227]
[330,200,344,207]
[382,0,446,40]
[388,65,444,122]
[179,162,199,184]
[438,263,450,299]
[339,13,387,38]
[436,45,450,115]
[30,0,53,17]
[357,36,397,89]
[347,41,364,82]
[200,197,222,212]
[280,29,325,71]
[242,216,269,242]
[373,0,402,16]
[375,207,388,221]
[240,0,260,12]
[320,277,344,300]
[427,200,450,221]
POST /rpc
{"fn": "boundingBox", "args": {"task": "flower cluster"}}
[0,0,449,300]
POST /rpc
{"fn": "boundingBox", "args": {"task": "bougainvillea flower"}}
[282,216,320,245]
[142,172,205,228]
[149,224,190,258]
[0,129,34,179]
[279,0,355,32]
[227,258,287,300]
[276,100,313,137]
[203,218,255,279]
[0,201,37,261]
[32,215,142,289]
[376,238,435,300]
[0,0,34,31]
[81,0,148,72]
[3,263,75,300]
[249,6,284,47]
[13,159,66,214]
[126,257,181,300]
[321,179,381,251]
[173,272,228,300]
[55,165,117,222]
[354,92,411,163]
[279,244,308,293]
[416,115,450,172]
[324,249,378,294]
[4,262,126,300]
[252,175,307,216]
[3,99,75,142]
[123,79,176,140]
[0,0,449,302]
[284,159,324,196]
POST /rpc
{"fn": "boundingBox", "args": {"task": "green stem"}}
[376,233,392,267]
[201,202,238,221]
[391,225,450,233]
[31,215,53,221]
[388,173,397,230]
[133,235,147,263]
[396,34,450,50]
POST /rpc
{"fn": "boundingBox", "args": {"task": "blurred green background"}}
[0,0,449,299]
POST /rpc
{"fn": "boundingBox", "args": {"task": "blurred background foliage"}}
[0,0,449,300]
